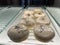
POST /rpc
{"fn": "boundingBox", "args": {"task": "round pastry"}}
[25,17,35,29]
[36,16,50,25]
[22,14,34,19]
[24,10,34,15]
[19,19,26,25]
[7,24,29,42]
[34,25,55,42]
[33,9,43,14]
[34,13,45,19]
[22,11,34,19]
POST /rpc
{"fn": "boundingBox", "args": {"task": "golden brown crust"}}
[34,25,55,42]
[36,15,50,25]
[7,24,29,42]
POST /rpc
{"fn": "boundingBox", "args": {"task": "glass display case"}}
[0,0,60,45]
[0,7,22,33]
[0,7,60,45]
[46,7,60,26]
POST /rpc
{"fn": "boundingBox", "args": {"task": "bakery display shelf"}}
[0,7,22,33]
[0,7,60,45]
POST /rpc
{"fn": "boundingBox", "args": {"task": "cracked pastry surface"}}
[7,24,29,42]
[34,25,55,42]
[36,15,50,25]
[33,9,43,14]
[22,10,34,20]
[25,17,35,29]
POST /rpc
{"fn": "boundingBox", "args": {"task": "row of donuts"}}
[7,9,55,42]
[22,9,55,42]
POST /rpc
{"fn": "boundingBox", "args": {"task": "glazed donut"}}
[24,10,34,15]
[19,19,26,25]
[33,9,43,14]
[7,24,29,42]
[36,16,50,25]
[25,17,35,29]
[22,14,34,19]
[34,13,45,19]
[22,11,34,19]
[34,25,55,42]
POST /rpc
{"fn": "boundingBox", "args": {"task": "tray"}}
[46,7,60,37]
[0,7,60,45]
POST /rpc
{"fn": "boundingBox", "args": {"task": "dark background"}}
[0,0,58,7]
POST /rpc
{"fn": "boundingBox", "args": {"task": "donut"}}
[24,10,34,15]
[22,14,34,19]
[36,16,50,25]
[34,25,55,42]
[34,13,45,19]
[33,9,43,14]
[25,17,35,29]
[7,24,29,42]
[19,19,26,25]
[22,11,34,19]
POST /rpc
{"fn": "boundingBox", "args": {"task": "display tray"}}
[0,7,22,33]
[0,7,60,45]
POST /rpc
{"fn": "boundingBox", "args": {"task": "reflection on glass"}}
[47,7,60,26]
[0,7,21,33]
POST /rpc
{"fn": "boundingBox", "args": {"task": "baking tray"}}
[0,7,60,45]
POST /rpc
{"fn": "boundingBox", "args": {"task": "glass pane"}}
[46,7,60,26]
[0,7,22,33]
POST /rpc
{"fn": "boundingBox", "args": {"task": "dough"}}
[36,16,50,25]
[7,24,29,42]
[34,25,55,42]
